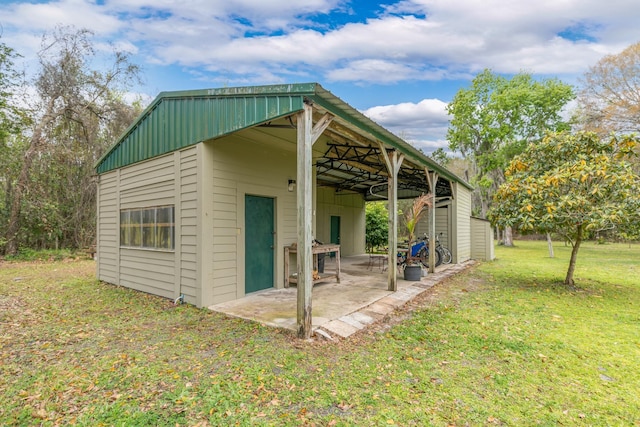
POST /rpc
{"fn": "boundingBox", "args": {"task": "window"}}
[120,206,174,250]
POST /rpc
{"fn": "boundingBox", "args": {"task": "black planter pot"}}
[403,264,422,281]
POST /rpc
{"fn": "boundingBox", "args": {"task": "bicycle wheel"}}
[397,252,407,270]
[441,247,452,264]
[434,247,442,267]
[417,248,428,267]
[418,248,441,268]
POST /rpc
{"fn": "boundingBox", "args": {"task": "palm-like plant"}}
[404,193,432,264]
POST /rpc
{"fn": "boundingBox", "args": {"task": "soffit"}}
[252,113,453,201]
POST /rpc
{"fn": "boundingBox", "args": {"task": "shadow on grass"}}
[488,272,619,298]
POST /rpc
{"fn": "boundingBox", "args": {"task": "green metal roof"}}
[96,82,470,189]
[96,84,314,174]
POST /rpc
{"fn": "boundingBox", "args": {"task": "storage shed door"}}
[245,195,275,293]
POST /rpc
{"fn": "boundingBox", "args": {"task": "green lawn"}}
[1,241,638,426]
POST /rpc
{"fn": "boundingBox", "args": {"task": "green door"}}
[245,195,275,293]
[330,216,341,258]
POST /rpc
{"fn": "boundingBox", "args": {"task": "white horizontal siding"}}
[316,187,365,256]
[119,156,175,206]
[119,156,173,185]
[210,146,238,304]
[97,171,119,283]
[120,181,174,208]
[179,147,198,304]
[416,205,449,245]
[471,217,494,261]
[98,147,203,306]
[119,249,175,298]
[455,184,472,263]
[435,207,449,248]
[205,131,298,304]
[115,154,177,299]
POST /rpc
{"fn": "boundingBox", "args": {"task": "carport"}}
[283,84,471,337]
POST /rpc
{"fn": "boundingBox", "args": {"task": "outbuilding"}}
[95,83,478,337]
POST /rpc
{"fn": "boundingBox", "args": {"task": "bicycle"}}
[397,234,441,269]
[434,232,452,264]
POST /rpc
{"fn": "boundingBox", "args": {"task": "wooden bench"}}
[284,243,341,287]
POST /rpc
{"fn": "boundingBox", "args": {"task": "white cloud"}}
[410,138,450,153]
[2,0,639,92]
[2,0,122,35]
[106,0,340,28]
[364,99,448,127]
[327,60,422,83]
[108,0,638,83]
[2,0,636,152]
[363,98,450,152]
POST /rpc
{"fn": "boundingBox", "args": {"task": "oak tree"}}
[490,131,639,286]
[579,42,640,136]
[3,27,140,255]
[447,69,574,245]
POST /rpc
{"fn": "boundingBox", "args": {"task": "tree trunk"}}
[546,232,554,258]
[565,224,583,286]
[4,100,55,256]
[503,226,514,247]
[4,143,39,255]
[480,194,490,219]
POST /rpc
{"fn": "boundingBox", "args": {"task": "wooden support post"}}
[425,169,439,273]
[379,145,404,291]
[296,103,313,338]
[296,103,333,339]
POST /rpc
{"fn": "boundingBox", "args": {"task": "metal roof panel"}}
[95,82,471,190]
[96,87,308,173]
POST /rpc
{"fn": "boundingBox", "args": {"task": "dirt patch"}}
[0,295,34,329]
[0,295,26,313]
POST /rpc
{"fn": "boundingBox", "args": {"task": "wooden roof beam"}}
[328,121,375,147]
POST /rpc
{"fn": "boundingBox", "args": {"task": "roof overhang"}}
[95,83,471,198]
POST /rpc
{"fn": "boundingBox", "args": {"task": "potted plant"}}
[402,193,432,280]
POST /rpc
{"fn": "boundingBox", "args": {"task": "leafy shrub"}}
[365,202,388,252]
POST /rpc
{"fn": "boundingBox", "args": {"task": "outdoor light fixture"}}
[288,179,296,192]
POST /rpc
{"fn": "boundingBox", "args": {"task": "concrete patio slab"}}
[209,255,474,339]
[322,320,360,338]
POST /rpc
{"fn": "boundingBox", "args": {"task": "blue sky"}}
[1,0,639,152]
